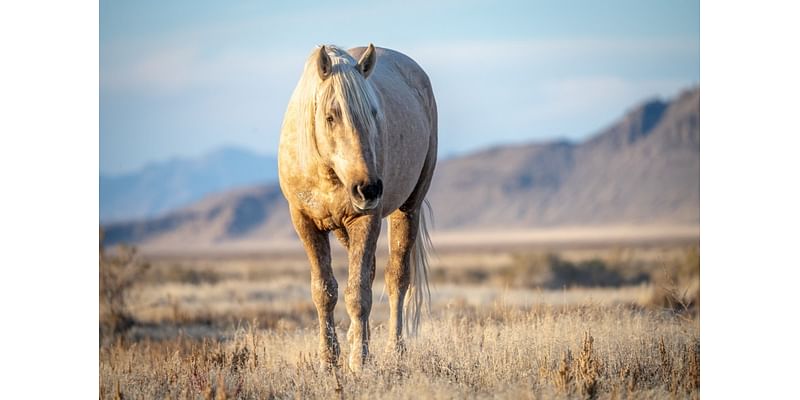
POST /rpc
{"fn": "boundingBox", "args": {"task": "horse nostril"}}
[354,179,383,202]
[371,179,383,199]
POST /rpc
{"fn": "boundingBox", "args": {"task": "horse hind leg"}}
[384,207,420,353]
[386,137,436,354]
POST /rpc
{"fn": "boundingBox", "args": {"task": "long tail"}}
[404,199,434,336]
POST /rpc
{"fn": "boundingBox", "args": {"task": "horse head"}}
[311,44,383,212]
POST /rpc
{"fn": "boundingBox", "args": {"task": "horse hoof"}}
[348,354,364,373]
[386,340,406,355]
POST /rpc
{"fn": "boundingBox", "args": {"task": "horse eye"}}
[371,108,378,116]
[326,115,334,124]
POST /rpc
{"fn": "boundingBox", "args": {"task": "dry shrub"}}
[648,246,700,314]
[100,229,149,337]
[554,349,574,395]
[545,332,603,399]
[684,338,700,393]
[577,332,602,399]
[619,361,641,395]
[143,264,221,285]
[501,253,647,289]
[429,266,489,285]
[658,337,673,390]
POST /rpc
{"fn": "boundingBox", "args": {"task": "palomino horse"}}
[278,44,437,371]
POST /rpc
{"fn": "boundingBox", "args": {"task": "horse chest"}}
[294,186,352,230]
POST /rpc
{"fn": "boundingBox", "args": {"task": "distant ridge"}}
[100,147,277,222]
[428,87,699,228]
[103,88,699,248]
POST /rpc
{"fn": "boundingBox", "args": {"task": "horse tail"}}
[404,199,433,336]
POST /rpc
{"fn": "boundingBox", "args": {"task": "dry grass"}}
[100,303,698,399]
[99,243,699,399]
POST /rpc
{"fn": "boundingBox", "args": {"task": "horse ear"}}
[356,43,377,78]
[317,45,332,80]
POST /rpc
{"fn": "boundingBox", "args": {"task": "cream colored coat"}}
[278,44,437,371]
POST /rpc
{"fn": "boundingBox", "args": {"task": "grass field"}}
[100,240,699,399]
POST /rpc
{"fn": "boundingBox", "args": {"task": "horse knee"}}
[311,278,338,312]
[344,284,372,318]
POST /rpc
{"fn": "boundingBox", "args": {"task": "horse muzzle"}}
[351,179,383,212]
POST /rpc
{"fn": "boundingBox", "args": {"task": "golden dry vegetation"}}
[99,241,699,399]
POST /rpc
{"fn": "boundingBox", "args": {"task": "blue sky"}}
[100,0,699,175]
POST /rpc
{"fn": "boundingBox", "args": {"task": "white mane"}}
[285,45,384,168]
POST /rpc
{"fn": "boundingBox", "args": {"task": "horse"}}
[278,44,437,371]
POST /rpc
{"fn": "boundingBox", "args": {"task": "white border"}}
[4,0,800,397]
[0,1,98,396]
[703,0,800,398]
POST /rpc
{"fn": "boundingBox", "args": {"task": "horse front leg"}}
[343,214,380,372]
[289,208,340,368]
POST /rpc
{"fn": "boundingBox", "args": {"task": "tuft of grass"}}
[648,246,700,315]
[554,349,574,395]
[576,332,602,399]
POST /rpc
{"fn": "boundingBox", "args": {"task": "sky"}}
[100,0,699,175]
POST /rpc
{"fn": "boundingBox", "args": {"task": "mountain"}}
[428,88,699,228]
[102,184,294,249]
[100,147,278,223]
[102,88,699,248]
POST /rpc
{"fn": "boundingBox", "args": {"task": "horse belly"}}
[379,119,430,217]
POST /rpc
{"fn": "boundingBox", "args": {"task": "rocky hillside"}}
[428,88,699,228]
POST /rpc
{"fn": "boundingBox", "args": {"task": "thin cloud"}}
[101,46,306,94]
[408,37,698,69]
[529,76,691,121]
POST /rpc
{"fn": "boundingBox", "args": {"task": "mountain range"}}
[102,87,699,249]
[100,147,277,222]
